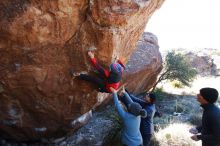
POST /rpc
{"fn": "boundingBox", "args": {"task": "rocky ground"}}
[55,105,117,146]
[0,103,119,146]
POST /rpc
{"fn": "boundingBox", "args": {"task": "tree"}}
[151,51,197,92]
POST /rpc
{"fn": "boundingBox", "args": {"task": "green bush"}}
[151,51,197,91]
[103,113,123,146]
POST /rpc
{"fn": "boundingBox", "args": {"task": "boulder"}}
[125,32,162,94]
[0,0,164,141]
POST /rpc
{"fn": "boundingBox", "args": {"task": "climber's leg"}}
[79,74,107,92]
[70,69,107,92]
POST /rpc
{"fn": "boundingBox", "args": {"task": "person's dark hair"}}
[148,93,156,103]
[142,93,156,104]
[200,87,219,104]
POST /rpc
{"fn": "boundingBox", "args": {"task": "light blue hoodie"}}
[113,93,143,146]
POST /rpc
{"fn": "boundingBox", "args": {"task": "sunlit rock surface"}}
[0,0,164,141]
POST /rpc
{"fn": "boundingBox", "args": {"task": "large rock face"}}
[56,32,162,146]
[0,0,164,141]
[125,32,162,94]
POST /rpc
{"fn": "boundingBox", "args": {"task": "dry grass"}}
[154,123,201,146]
[152,76,220,146]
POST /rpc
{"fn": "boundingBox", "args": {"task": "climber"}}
[110,87,147,146]
[70,47,125,93]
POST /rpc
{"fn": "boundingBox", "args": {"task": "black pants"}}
[141,133,152,146]
[79,74,108,92]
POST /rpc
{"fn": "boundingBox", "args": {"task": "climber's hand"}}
[110,87,117,94]
[122,86,126,94]
[88,51,94,59]
[113,55,119,63]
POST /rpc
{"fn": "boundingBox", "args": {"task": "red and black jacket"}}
[90,58,125,92]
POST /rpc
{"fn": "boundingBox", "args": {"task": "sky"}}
[145,0,220,51]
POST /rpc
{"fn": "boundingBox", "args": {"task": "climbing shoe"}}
[69,69,80,77]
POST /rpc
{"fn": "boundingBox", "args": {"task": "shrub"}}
[151,51,197,91]
[102,113,123,146]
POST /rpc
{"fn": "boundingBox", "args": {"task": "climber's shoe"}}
[80,71,88,75]
[87,46,97,51]
[69,69,80,78]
